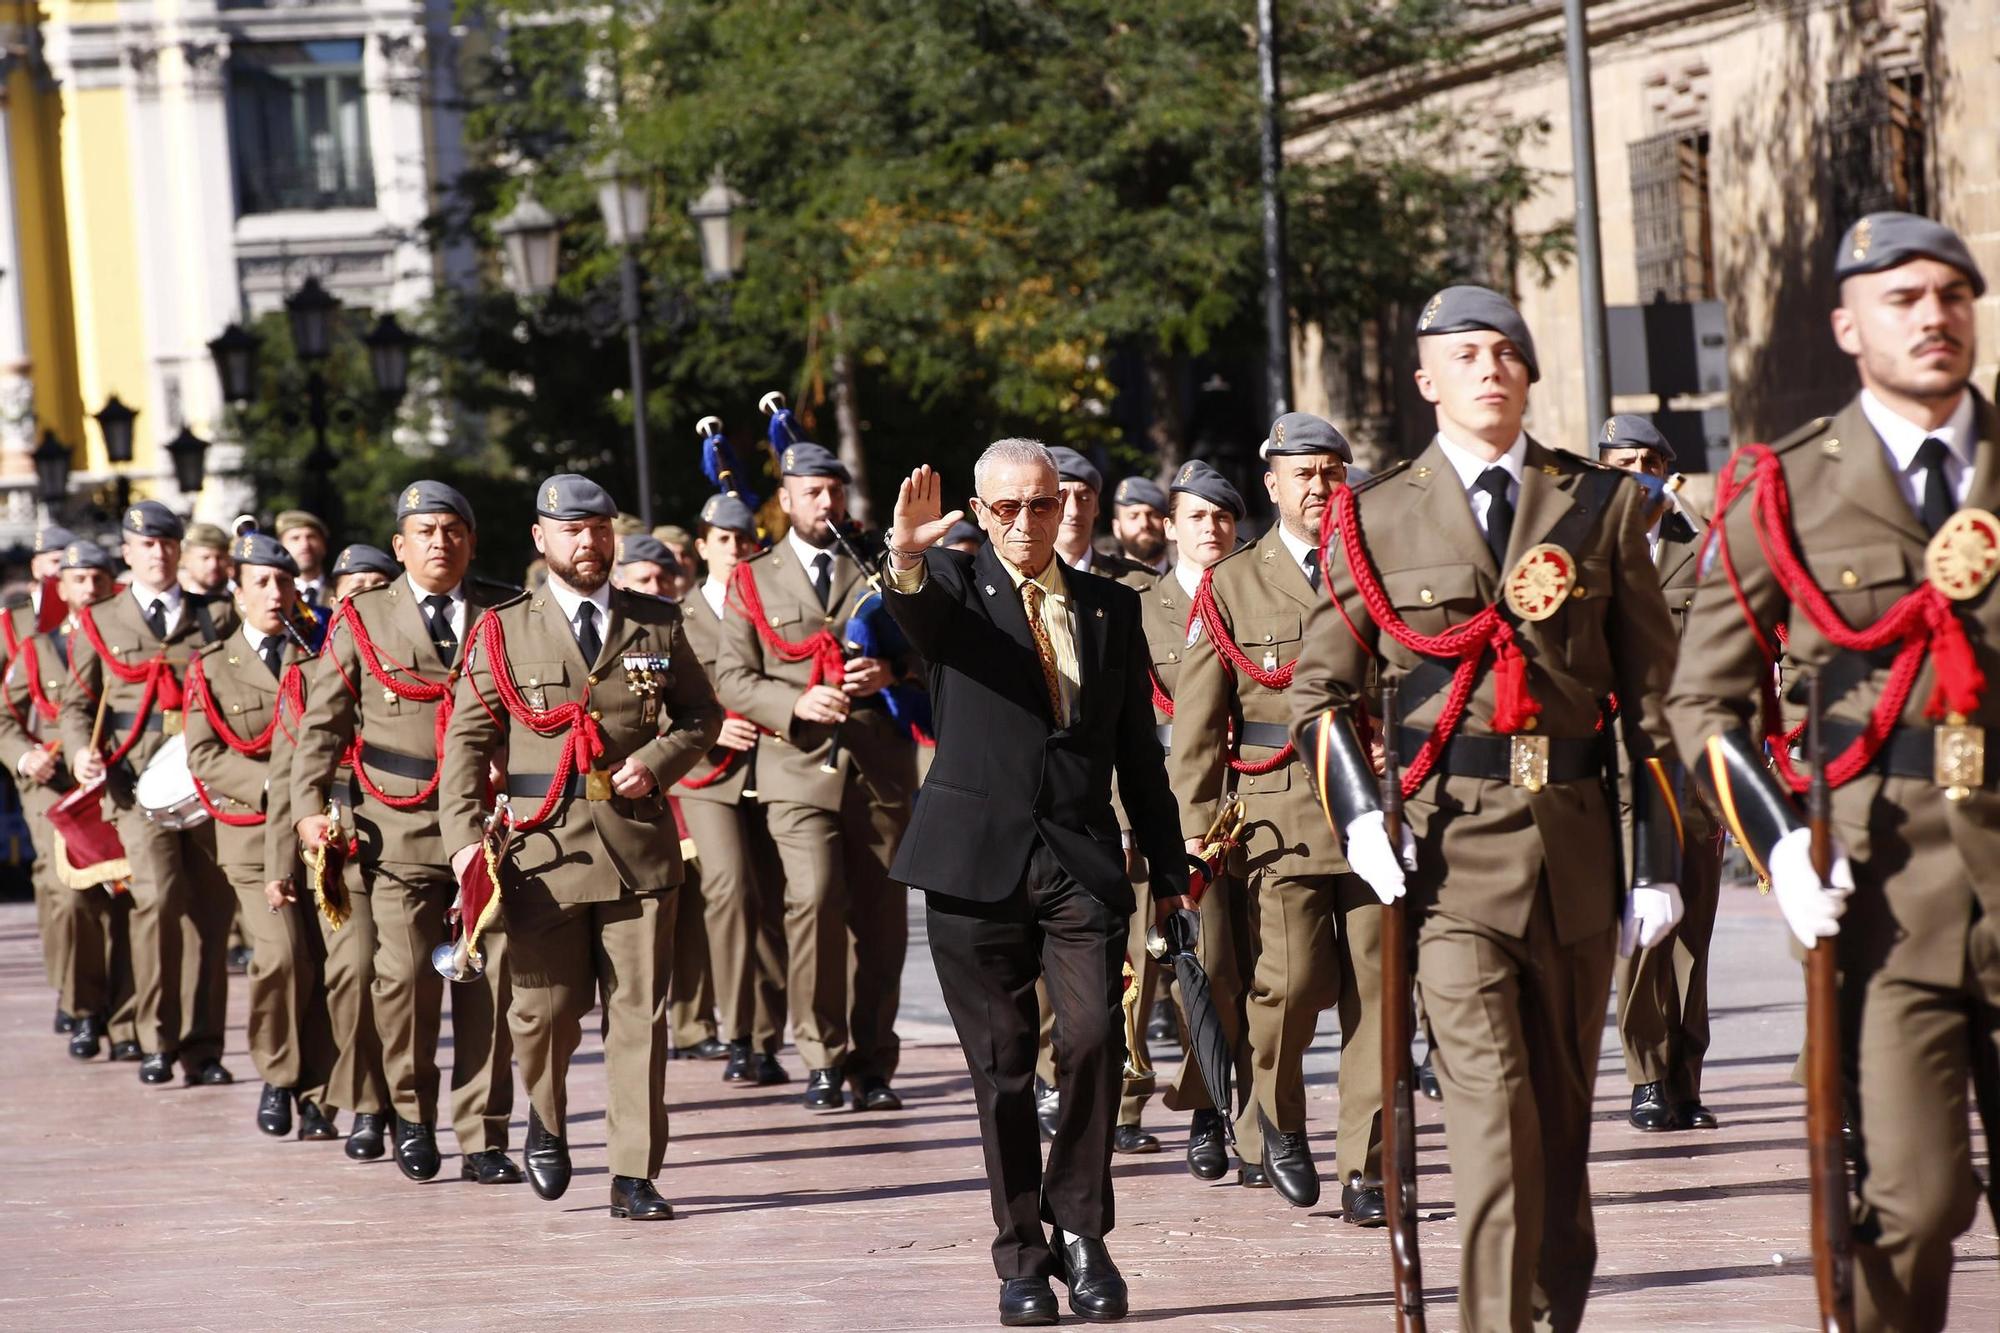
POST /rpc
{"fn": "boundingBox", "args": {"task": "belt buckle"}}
[584,768,613,802]
[1508,734,1549,793]
[1935,714,1984,801]
[162,710,183,738]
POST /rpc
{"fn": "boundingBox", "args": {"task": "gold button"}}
[528,676,539,686]
[1823,438,1842,456]
[1244,778,1256,789]
[1522,715,1539,732]
[1419,589,1435,605]
[1167,652,1178,663]
[1571,585,1587,600]
[588,674,599,685]
[1840,569,1859,588]
[1263,632,1274,643]
[589,708,603,721]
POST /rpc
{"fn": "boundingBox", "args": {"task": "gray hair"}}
[973,437,1057,498]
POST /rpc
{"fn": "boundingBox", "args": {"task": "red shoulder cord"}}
[75,604,185,767]
[461,611,605,829]
[182,653,307,827]
[324,596,453,810]
[727,561,847,687]
[1319,482,1542,799]
[1189,569,1297,775]
[1710,444,1984,792]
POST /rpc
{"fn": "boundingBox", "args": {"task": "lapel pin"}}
[1094,607,1104,618]
[984,584,997,596]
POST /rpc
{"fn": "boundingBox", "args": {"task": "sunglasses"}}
[978,495,1063,524]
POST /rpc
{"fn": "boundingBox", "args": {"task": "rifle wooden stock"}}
[1378,687,1426,1332]
[1804,675,1855,1333]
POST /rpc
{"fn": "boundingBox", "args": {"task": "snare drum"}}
[136,733,210,830]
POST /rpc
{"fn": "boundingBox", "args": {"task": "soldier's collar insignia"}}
[1852,218,1872,260]
[1418,294,1443,331]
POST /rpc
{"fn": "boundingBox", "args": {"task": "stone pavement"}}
[0,887,1993,1331]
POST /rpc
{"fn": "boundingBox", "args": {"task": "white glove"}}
[1618,882,1684,958]
[1766,825,1854,950]
[1345,809,1417,906]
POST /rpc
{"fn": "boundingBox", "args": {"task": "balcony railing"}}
[237,146,376,215]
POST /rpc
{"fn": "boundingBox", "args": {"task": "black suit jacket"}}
[884,543,1187,914]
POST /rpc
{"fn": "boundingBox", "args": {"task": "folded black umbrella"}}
[1151,905,1237,1147]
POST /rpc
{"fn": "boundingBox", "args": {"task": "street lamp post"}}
[94,393,138,516]
[594,153,657,527]
[32,428,71,522]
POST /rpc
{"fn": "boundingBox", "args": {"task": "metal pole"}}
[1256,0,1291,422]
[1562,0,1611,446]
[619,246,654,528]
[304,370,344,538]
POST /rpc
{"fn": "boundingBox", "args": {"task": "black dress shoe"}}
[54,1008,76,1035]
[999,1276,1059,1326]
[1112,1123,1160,1154]
[462,1149,524,1184]
[1186,1110,1228,1180]
[139,1052,174,1085]
[753,1052,791,1085]
[186,1059,234,1087]
[803,1068,845,1112]
[393,1116,442,1182]
[257,1084,294,1137]
[1417,1049,1442,1102]
[610,1175,674,1220]
[108,1040,142,1062]
[1261,1119,1321,1209]
[722,1040,753,1083]
[67,1016,104,1061]
[1035,1078,1060,1142]
[1238,1162,1268,1188]
[226,945,252,975]
[1051,1228,1129,1321]
[346,1113,387,1161]
[1146,998,1177,1044]
[1342,1172,1387,1227]
[297,1100,338,1141]
[1629,1081,1679,1132]
[672,1036,731,1061]
[524,1106,571,1200]
[1678,1099,1719,1129]
[855,1077,903,1111]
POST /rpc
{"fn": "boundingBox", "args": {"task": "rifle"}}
[1378,684,1426,1332]
[1803,674,1855,1332]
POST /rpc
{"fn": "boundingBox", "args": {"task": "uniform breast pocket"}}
[1382,564,1485,633]
[1808,543,1909,624]
[514,660,569,707]
[1551,556,1613,670]
[1239,610,1303,663]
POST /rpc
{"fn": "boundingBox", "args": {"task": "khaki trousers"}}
[317,861,388,1115]
[363,862,514,1152]
[1418,892,1616,1333]
[117,807,233,1063]
[1617,821,1722,1100]
[26,781,69,996]
[667,859,718,1047]
[55,883,138,1041]
[681,797,787,1052]
[509,889,673,1179]
[225,862,334,1103]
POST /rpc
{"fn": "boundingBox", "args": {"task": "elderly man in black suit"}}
[882,440,1189,1326]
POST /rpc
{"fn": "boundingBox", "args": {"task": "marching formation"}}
[4,208,1994,1333]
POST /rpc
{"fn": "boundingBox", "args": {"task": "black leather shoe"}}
[803,1068,845,1111]
[1146,998,1177,1044]
[139,1052,174,1085]
[1186,1110,1228,1180]
[54,1008,75,1035]
[524,1107,571,1200]
[462,1149,524,1185]
[1238,1162,1268,1188]
[1417,1049,1442,1102]
[1261,1119,1321,1209]
[1629,1081,1679,1131]
[1112,1123,1159,1154]
[1678,1099,1719,1129]
[1051,1228,1129,1321]
[855,1077,903,1111]
[346,1113,387,1161]
[67,1016,104,1061]
[257,1084,294,1137]
[753,1052,790,1085]
[1342,1172,1387,1227]
[672,1036,731,1061]
[722,1040,753,1083]
[998,1276,1059,1326]
[109,1040,143,1062]
[227,945,252,975]
[297,1099,338,1141]
[609,1174,674,1220]
[393,1116,442,1182]
[186,1058,234,1087]
[1035,1077,1060,1143]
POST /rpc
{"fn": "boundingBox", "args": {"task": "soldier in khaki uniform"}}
[5,525,73,1025]
[443,474,723,1220]
[1172,418,1385,1222]
[675,494,789,1085]
[715,441,919,1113]
[1,539,137,1060]
[183,531,338,1141]
[1596,416,1724,1133]
[1666,214,1997,1333]
[1289,287,1684,1332]
[288,482,518,1182]
[61,501,241,1089]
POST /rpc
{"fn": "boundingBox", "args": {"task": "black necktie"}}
[1914,437,1955,535]
[811,552,833,609]
[302,584,322,609]
[145,599,168,641]
[1476,467,1515,565]
[260,637,285,680]
[422,593,457,666]
[575,601,602,667]
[1303,547,1322,592]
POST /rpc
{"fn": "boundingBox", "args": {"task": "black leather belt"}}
[359,742,436,780]
[1817,719,1998,788]
[507,772,597,800]
[1236,721,1290,750]
[107,710,168,734]
[1397,726,1604,784]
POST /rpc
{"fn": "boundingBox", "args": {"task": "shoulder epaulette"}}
[470,574,526,599]
[193,637,230,661]
[1352,459,1411,494]
[614,587,682,620]
[1770,415,1835,455]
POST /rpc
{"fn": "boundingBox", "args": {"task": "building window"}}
[1828,69,1927,227]
[228,40,375,215]
[1629,129,1714,304]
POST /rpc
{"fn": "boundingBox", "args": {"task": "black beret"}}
[535,473,617,521]
[333,544,400,579]
[779,442,851,483]
[616,533,677,568]
[1600,414,1674,462]
[1834,211,1985,296]
[59,539,113,573]
[32,526,75,556]
[943,518,985,548]
[1048,446,1103,493]
[1416,284,1541,382]
[698,493,759,534]
[231,531,300,576]
[1169,459,1246,519]
[1261,412,1353,462]
[1112,476,1168,512]
[396,480,475,527]
[122,501,184,541]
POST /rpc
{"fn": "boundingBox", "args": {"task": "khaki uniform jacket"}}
[184,632,313,871]
[288,579,505,869]
[1289,436,1679,944]
[714,542,917,812]
[1667,391,2000,985]
[59,589,238,809]
[440,586,723,904]
[0,623,77,787]
[672,589,755,805]
[1173,526,1348,877]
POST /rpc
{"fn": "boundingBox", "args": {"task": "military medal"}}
[1262,648,1278,673]
[1924,508,2000,601]
[622,652,668,727]
[1503,544,1577,622]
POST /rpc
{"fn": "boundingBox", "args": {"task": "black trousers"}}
[927,840,1129,1280]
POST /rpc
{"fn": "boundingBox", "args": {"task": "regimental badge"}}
[525,687,547,712]
[236,536,254,559]
[125,507,144,532]
[404,485,422,510]
[783,446,798,472]
[1924,508,2000,601]
[1936,712,1985,801]
[1604,419,1618,443]
[1503,543,1576,622]
[1178,462,1196,486]
[622,652,669,726]
[1186,616,1204,648]
[545,484,559,510]
[1262,648,1279,673]
[1418,293,1443,331]
[1851,217,1872,260]
[1273,420,1286,448]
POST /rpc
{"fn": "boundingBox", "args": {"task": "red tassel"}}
[1925,594,1987,719]
[157,667,184,714]
[1487,632,1541,735]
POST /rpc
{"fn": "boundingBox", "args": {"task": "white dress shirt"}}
[1860,388,1976,519]
[544,576,614,651]
[1435,429,1530,541]
[1274,523,1319,584]
[701,579,727,618]
[1173,559,1204,598]
[241,622,284,667]
[405,573,467,643]
[786,527,839,594]
[129,582,185,637]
